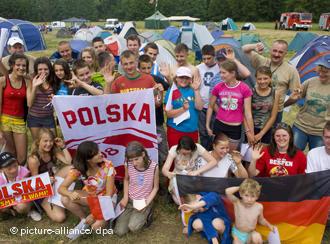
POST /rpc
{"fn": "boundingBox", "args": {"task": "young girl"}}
[59,141,116,232]
[114,141,159,236]
[162,136,217,205]
[0,53,30,165]
[165,66,204,148]
[81,47,99,74]
[0,152,35,220]
[53,59,72,95]
[226,179,274,244]
[27,57,56,140]
[251,66,279,144]
[27,128,72,222]
[200,133,248,178]
[206,60,254,151]
[179,192,231,244]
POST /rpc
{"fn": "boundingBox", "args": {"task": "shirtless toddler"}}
[225,179,274,244]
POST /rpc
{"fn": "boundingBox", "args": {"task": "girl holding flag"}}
[59,141,116,236]
[165,66,204,148]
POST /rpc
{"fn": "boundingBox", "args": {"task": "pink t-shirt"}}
[0,166,30,185]
[212,81,252,123]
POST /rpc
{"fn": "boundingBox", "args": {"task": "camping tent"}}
[144,11,170,29]
[96,30,112,40]
[62,17,88,27]
[288,32,318,52]
[211,28,224,40]
[0,18,46,53]
[161,23,214,51]
[241,23,256,31]
[290,35,330,83]
[56,28,72,38]
[119,22,138,39]
[220,18,238,31]
[237,33,269,52]
[139,31,163,43]
[140,42,176,70]
[162,26,180,44]
[74,26,103,42]
[69,40,90,52]
[211,37,256,88]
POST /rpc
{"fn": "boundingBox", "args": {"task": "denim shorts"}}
[27,114,55,128]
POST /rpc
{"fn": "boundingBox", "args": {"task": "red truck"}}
[319,13,330,31]
[280,12,312,30]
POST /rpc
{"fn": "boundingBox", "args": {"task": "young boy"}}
[226,179,274,244]
[179,192,231,244]
[70,60,103,96]
[0,152,40,221]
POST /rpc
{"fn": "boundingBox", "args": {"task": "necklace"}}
[269,62,283,75]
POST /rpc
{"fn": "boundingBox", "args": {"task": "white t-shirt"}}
[197,153,237,177]
[197,63,220,108]
[306,146,330,173]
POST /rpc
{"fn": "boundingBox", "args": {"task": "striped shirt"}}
[128,160,157,200]
[29,86,54,117]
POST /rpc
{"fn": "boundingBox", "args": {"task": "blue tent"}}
[162,26,180,44]
[290,35,330,83]
[288,32,318,52]
[212,37,241,49]
[211,28,224,40]
[96,31,112,40]
[0,18,46,54]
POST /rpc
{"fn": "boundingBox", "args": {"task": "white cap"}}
[7,37,24,46]
[176,66,192,78]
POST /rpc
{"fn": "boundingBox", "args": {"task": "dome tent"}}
[0,17,46,55]
[144,11,170,29]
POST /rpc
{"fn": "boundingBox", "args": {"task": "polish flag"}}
[87,196,116,220]
[165,83,181,111]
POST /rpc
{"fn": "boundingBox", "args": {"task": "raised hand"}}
[251,144,265,161]
[32,73,47,87]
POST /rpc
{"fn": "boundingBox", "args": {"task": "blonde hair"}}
[29,128,58,162]
[239,179,261,197]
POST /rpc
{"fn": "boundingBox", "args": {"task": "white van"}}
[51,21,66,29]
[105,18,119,30]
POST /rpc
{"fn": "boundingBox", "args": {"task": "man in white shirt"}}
[306,121,330,173]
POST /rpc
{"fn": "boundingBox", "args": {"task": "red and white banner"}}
[0,172,53,209]
[52,89,158,178]
[87,195,116,220]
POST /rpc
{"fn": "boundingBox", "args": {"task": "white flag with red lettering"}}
[87,195,116,220]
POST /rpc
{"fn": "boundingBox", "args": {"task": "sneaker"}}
[28,210,42,221]
[67,218,89,240]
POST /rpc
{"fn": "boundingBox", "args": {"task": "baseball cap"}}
[0,152,17,168]
[315,54,330,69]
[176,66,192,78]
[7,36,24,47]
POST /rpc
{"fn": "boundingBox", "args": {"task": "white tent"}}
[241,23,256,31]
[74,28,93,42]
[119,22,139,39]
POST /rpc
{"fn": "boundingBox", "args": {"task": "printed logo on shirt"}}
[221,97,238,110]
[137,174,144,186]
[203,72,214,86]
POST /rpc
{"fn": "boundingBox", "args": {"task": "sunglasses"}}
[275,122,290,130]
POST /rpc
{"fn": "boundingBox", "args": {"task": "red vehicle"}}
[319,13,330,31]
[280,12,312,30]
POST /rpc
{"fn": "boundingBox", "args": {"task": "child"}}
[0,152,39,220]
[53,59,72,95]
[200,133,248,178]
[114,141,159,236]
[206,60,254,151]
[165,66,204,148]
[27,57,56,140]
[27,128,72,222]
[70,60,103,96]
[179,192,231,244]
[251,66,279,144]
[226,179,274,244]
[162,136,217,205]
[59,141,117,235]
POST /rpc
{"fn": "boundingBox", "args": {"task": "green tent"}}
[144,11,170,29]
[237,33,269,52]
[288,32,318,52]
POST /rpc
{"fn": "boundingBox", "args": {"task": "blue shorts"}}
[27,114,55,128]
[232,226,249,244]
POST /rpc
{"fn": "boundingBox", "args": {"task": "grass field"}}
[1,22,329,243]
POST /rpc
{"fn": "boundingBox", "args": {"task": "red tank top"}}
[2,76,26,117]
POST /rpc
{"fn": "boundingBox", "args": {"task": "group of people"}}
[0,31,329,243]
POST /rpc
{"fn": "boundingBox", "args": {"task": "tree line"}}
[0,0,328,22]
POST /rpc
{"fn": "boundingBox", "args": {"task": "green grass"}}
[5,22,329,243]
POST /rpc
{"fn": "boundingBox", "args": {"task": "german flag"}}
[176,170,330,243]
